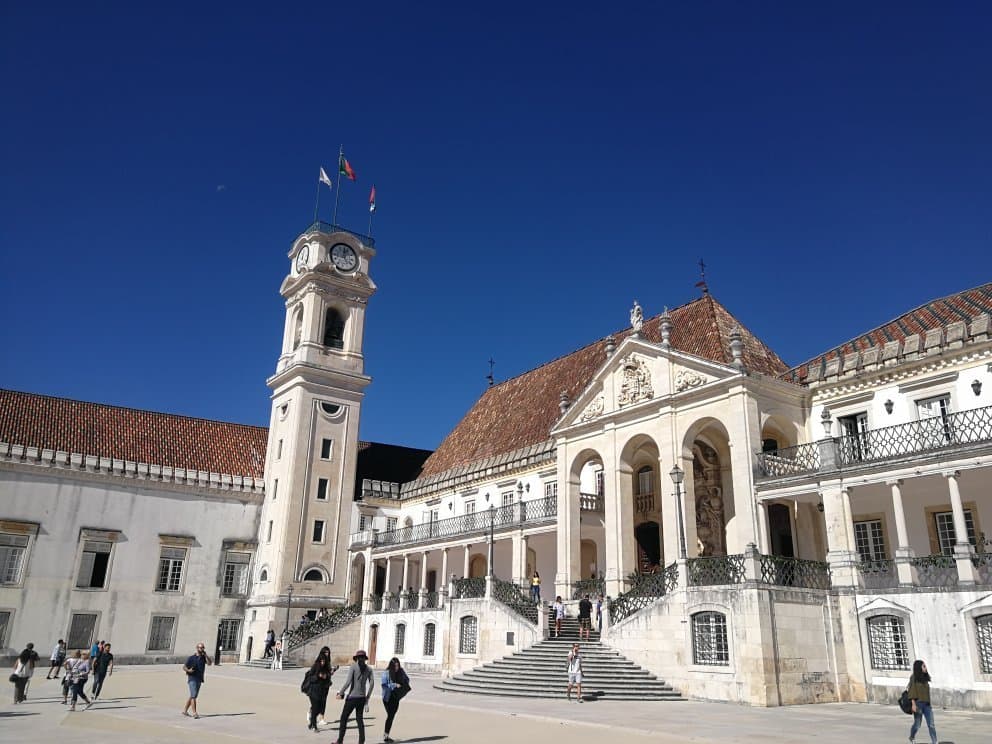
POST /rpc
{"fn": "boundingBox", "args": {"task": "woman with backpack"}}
[305,653,333,732]
[907,659,937,744]
[381,656,411,743]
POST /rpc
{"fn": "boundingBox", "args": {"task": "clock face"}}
[330,243,358,272]
[295,245,310,273]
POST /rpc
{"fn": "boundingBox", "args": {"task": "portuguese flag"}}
[339,154,357,181]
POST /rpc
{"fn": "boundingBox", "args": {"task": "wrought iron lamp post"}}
[488,504,496,577]
[670,465,687,559]
[284,585,294,635]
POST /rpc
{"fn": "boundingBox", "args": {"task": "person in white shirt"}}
[552,596,565,637]
[567,644,584,703]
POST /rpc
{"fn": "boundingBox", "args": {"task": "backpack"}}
[898,690,913,715]
[300,669,311,694]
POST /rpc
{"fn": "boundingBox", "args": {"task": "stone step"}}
[464,670,660,685]
[435,678,682,701]
[241,659,303,670]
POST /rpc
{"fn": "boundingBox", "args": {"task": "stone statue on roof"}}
[630,300,643,334]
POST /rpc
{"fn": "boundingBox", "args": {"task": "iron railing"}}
[571,577,606,600]
[450,577,486,599]
[491,577,538,624]
[284,603,362,651]
[858,559,899,590]
[837,404,992,466]
[608,563,679,625]
[687,554,746,586]
[756,442,821,478]
[303,220,376,247]
[369,595,383,612]
[361,494,557,549]
[757,555,831,590]
[911,554,958,588]
[421,591,440,609]
[973,552,992,585]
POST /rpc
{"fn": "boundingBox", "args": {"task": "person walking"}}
[11,645,36,703]
[567,643,584,703]
[182,641,212,719]
[263,628,276,658]
[46,639,66,679]
[595,594,604,631]
[61,650,81,704]
[530,571,541,603]
[306,654,333,732]
[381,656,411,743]
[907,659,938,744]
[68,650,93,711]
[271,640,283,671]
[91,642,114,698]
[578,594,593,641]
[552,596,565,638]
[333,649,373,744]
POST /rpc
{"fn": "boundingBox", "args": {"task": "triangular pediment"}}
[552,336,739,431]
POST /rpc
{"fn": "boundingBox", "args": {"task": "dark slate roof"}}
[784,282,992,384]
[0,389,268,478]
[418,294,788,478]
[353,441,433,500]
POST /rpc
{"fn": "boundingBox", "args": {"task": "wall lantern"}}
[884,399,894,414]
[973,379,983,396]
[816,502,825,513]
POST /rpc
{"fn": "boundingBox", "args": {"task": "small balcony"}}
[756,404,992,481]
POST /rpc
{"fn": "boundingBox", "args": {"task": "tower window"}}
[320,439,333,460]
[303,568,324,582]
[291,306,304,351]
[323,308,345,349]
[317,478,329,501]
[312,520,326,543]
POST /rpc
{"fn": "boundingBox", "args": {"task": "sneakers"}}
[193,713,200,719]
[384,736,395,743]
[85,702,94,710]
[182,711,191,717]
[578,698,584,703]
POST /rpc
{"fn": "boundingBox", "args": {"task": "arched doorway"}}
[634,521,661,571]
[368,624,378,665]
[469,554,487,578]
[580,539,598,580]
[349,554,366,604]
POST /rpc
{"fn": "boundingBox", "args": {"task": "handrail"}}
[284,603,362,651]
[302,220,376,247]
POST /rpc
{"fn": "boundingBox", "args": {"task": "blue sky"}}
[1,2,990,451]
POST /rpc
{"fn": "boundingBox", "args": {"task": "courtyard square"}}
[2,663,989,743]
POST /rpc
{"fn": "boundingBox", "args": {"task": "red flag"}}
[369,185,376,213]
[339,154,357,181]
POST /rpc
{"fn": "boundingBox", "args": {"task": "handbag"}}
[8,673,18,683]
[898,690,913,715]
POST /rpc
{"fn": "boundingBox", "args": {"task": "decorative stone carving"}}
[630,300,643,334]
[693,442,726,557]
[617,355,653,407]
[674,369,706,392]
[580,395,604,421]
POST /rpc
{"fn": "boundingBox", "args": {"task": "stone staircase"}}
[241,657,303,670]
[435,616,682,702]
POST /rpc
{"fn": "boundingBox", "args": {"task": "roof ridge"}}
[786,281,992,374]
[0,388,267,432]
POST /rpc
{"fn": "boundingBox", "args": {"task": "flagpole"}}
[368,187,375,237]
[332,144,343,226]
[312,171,322,227]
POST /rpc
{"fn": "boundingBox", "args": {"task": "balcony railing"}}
[451,577,486,599]
[579,493,604,511]
[350,494,557,550]
[571,577,606,599]
[758,555,831,589]
[634,493,656,514]
[912,554,958,589]
[858,559,899,590]
[757,404,992,479]
[687,554,746,586]
[303,220,376,247]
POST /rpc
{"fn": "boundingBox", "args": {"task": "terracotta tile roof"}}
[0,389,268,478]
[418,294,788,478]
[784,282,992,385]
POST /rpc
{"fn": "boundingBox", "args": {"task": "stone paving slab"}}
[3,664,989,743]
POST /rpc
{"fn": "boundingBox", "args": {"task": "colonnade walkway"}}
[4,662,991,743]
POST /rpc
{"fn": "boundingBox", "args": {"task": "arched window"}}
[423,622,436,657]
[259,568,268,582]
[691,611,729,666]
[323,308,345,349]
[636,466,653,496]
[458,615,478,654]
[394,623,406,655]
[303,568,324,582]
[865,614,910,671]
[291,306,304,350]
[976,614,992,674]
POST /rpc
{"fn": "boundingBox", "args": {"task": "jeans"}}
[308,691,328,728]
[12,676,28,703]
[383,695,400,734]
[71,679,91,707]
[909,700,937,744]
[92,670,107,697]
[338,696,366,743]
[530,585,540,602]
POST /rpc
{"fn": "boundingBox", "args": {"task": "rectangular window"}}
[0,533,29,585]
[266,521,273,543]
[544,481,558,500]
[917,395,952,446]
[358,514,370,531]
[272,479,279,501]
[222,551,251,596]
[465,500,475,515]
[317,478,329,501]
[691,612,729,666]
[313,520,325,543]
[0,610,11,647]
[76,540,113,589]
[934,509,976,555]
[386,517,397,532]
[423,622,436,657]
[595,470,605,497]
[218,618,241,651]
[67,612,98,650]
[320,438,333,460]
[853,520,887,562]
[838,411,870,460]
[277,439,283,459]
[501,491,514,507]
[977,615,992,674]
[156,547,187,592]
[394,623,406,655]
[459,615,478,654]
[147,616,177,652]
[866,615,910,670]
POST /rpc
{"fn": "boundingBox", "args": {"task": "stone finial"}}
[559,391,570,415]
[630,300,643,336]
[820,408,833,438]
[660,306,672,349]
[605,335,616,357]
[729,326,744,370]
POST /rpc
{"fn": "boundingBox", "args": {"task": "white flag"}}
[319,167,333,187]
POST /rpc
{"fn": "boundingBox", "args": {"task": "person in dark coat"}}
[307,654,333,732]
[380,656,411,743]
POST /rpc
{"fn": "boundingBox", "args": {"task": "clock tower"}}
[245,225,376,646]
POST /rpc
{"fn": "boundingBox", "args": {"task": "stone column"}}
[602,440,636,597]
[383,556,393,604]
[946,471,977,584]
[419,550,429,608]
[401,554,411,607]
[511,532,524,586]
[463,544,471,578]
[820,484,858,586]
[361,550,375,612]
[440,547,449,607]
[888,479,917,586]
[555,444,582,599]
[755,501,770,555]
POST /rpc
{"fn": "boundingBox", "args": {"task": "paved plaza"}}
[3,663,989,743]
